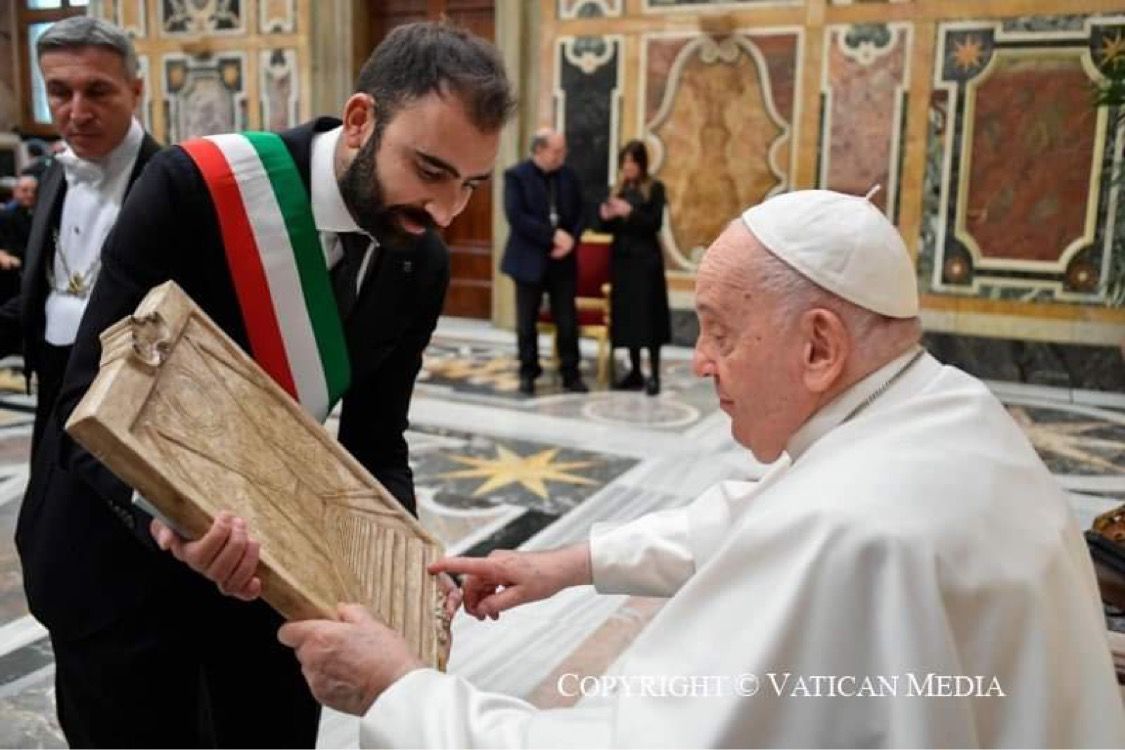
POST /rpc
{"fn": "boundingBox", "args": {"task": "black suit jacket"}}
[19,118,450,640]
[499,160,584,284]
[0,204,33,257]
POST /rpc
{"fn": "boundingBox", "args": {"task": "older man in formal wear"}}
[501,128,587,395]
[0,18,159,454]
[255,189,1125,747]
[1,16,165,749]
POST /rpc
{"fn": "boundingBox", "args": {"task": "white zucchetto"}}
[741,189,919,318]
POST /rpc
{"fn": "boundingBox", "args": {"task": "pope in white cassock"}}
[172,189,1125,747]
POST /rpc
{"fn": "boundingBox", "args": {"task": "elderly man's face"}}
[535,133,567,173]
[40,45,141,160]
[692,222,809,462]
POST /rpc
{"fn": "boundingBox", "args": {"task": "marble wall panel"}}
[112,0,149,38]
[161,0,244,35]
[645,0,800,9]
[137,56,153,133]
[963,54,1096,264]
[557,35,622,221]
[921,16,1125,305]
[924,332,1125,392]
[820,23,910,218]
[260,0,297,33]
[260,48,298,131]
[163,53,247,143]
[644,31,799,268]
[558,0,622,19]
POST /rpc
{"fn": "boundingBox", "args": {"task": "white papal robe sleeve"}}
[361,668,615,748]
[590,477,772,596]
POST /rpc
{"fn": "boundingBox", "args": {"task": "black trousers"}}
[51,587,320,748]
[30,341,72,460]
[514,261,580,380]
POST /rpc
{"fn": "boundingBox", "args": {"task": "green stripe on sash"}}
[243,132,351,406]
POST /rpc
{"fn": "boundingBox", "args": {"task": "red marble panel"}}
[824,27,908,212]
[748,32,799,125]
[964,55,1097,263]
[644,37,693,125]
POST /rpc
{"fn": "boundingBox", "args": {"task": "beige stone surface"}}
[66,281,446,669]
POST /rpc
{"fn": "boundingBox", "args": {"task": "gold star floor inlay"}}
[437,445,598,499]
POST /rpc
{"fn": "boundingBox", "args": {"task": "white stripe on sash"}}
[206,134,330,420]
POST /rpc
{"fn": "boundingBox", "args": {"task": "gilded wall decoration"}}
[260,0,297,33]
[819,23,910,219]
[137,55,153,132]
[261,49,299,132]
[558,0,622,19]
[163,53,247,143]
[161,0,244,35]
[94,0,308,151]
[642,31,800,268]
[107,0,148,38]
[921,17,1124,304]
[555,35,622,220]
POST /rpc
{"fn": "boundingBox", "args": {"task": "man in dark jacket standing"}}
[500,128,587,395]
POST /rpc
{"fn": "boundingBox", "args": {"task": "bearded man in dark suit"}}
[22,20,514,748]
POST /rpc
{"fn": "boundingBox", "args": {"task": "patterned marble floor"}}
[0,324,1121,748]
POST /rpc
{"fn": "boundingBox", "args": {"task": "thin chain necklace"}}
[48,228,101,298]
[840,348,926,425]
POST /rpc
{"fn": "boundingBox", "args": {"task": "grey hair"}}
[752,244,922,360]
[37,16,139,79]
[529,128,555,155]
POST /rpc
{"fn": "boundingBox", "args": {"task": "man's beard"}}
[337,131,436,249]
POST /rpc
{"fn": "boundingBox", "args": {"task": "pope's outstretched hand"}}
[427,543,592,621]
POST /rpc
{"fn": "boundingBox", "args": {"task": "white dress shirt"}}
[309,126,375,291]
[46,118,144,346]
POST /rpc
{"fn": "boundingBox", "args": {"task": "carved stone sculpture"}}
[66,281,448,669]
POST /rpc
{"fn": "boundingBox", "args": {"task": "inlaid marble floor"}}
[0,325,1120,748]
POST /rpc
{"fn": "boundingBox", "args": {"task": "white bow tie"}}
[55,150,106,187]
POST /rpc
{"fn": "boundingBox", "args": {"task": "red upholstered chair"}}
[538,232,613,385]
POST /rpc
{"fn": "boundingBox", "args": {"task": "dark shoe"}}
[645,376,660,396]
[562,377,589,394]
[613,370,644,391]
[519,376,535,396]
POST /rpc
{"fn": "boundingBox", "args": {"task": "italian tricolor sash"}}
[180,132,350,422]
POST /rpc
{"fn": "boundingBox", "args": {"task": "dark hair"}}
[613,139,653,199]
[354,21,516,139]
[617,139,649,180]
[37,16,139,79]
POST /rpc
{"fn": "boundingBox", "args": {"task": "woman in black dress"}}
[598,140,671,396]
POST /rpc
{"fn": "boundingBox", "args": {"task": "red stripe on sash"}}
[180,139,298,399]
